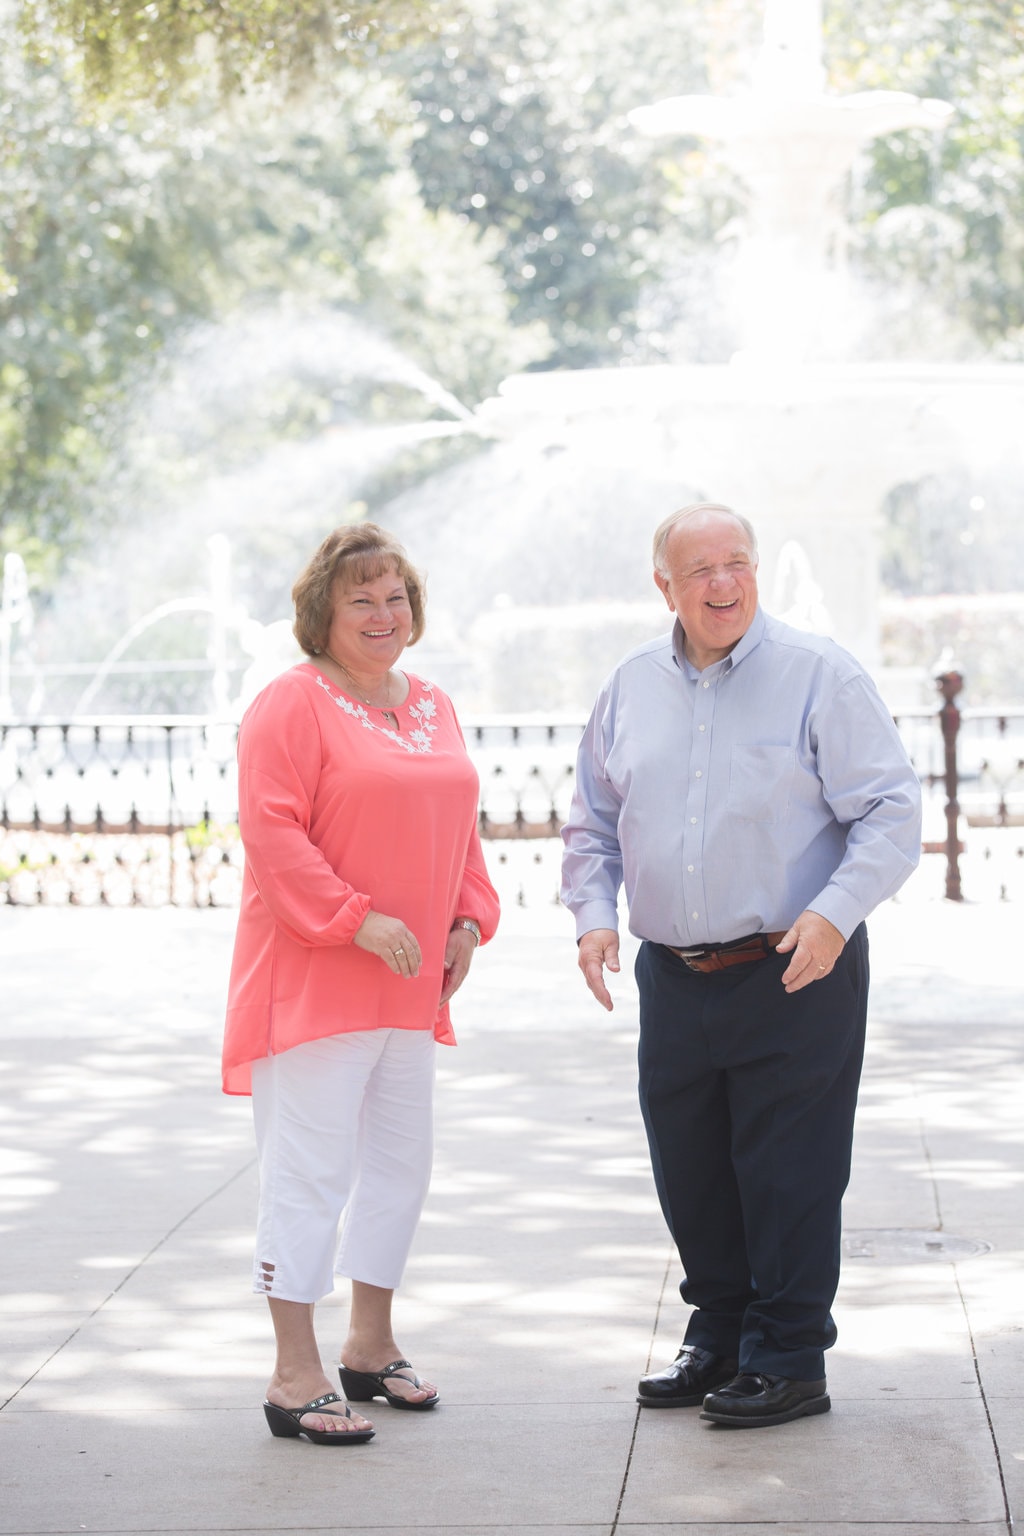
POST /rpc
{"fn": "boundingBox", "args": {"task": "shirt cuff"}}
[570,900,620,942]
[807,888,863,943]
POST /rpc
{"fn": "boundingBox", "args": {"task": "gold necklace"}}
[323,651,398,722]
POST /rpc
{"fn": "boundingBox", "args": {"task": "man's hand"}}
[578,928,620,1011]
[775,911,845,993]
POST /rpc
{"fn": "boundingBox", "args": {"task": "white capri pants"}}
[250,1028,436,1303]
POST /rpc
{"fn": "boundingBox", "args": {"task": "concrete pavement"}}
[1,847,1022,1535]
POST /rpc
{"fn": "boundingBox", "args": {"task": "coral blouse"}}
[222,663,500,1095]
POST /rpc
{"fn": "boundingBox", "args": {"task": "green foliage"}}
[17,0,445,103]
[828,0,1024,355]
[184,818,239,849]
[0,45,225,547]
[7,0,1024,612]
[394,0,748,365]
[0,37,550,565]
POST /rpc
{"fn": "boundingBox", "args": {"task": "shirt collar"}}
[672,605,766,680]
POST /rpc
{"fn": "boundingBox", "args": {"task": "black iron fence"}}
[1,686,1021,906]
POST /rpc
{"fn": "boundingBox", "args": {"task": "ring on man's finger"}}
[394,946,405,956]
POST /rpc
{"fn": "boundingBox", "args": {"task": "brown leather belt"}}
[663,931,788,974]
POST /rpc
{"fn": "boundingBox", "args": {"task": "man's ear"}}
[654,570,675,611]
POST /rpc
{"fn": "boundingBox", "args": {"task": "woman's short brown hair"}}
[291,523,426,654]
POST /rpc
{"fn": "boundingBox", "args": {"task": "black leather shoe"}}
[700,1372,830,1427]
[637,1345,739,1408]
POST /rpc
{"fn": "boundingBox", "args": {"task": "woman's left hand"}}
[439,927,477,1006]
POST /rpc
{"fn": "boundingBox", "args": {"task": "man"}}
[560,503,921,1428]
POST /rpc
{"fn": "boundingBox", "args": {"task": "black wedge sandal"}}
[263,1391,375,1444]
[339,1358,439,1411]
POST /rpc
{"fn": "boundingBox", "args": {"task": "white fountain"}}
[5,311,474,719]
[628,0,953,364]
[15,2,1024,722]
[386,0,1024,715]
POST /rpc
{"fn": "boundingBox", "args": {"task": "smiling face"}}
[654,510,759,671]
[324,563,414,679]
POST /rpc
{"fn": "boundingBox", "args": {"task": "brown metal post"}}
[935,668,964,901]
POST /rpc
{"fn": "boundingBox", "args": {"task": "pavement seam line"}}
[609,1398,644,1536]
[953,1265,1015,1534]
[609,1248,676,1535]
[642,1247,675,1373]
[918,1111,945,1231]
[0,1156,257,1412]
[921,1104,1012,1534]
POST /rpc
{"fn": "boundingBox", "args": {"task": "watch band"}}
[451,917,481,945]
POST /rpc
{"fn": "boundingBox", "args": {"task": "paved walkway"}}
[1,850,1022,1535]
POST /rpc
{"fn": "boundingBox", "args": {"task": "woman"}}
[223,522,500,1445]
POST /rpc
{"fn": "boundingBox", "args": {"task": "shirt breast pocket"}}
[727,744,797,823]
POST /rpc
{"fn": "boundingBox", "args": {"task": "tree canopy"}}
[16,0,445,101]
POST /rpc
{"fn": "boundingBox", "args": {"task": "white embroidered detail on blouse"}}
[314,675,439,754]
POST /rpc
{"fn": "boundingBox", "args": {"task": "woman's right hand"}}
[353,911,422,977]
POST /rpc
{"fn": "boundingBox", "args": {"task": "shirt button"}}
[699,724,706,732]
[702,680,710,689]
[695,770,702,778]
[687,864,694,872]
[690,817,697,824]
[691,911,699,920]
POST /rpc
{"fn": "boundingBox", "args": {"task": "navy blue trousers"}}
[635,925,869,1381]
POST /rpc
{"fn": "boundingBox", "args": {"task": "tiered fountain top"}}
[628,0,953,360]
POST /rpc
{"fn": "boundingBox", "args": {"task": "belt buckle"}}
[675,945,708,961]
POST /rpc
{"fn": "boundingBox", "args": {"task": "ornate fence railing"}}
[0,716,587,907]
[1,685,1021,906]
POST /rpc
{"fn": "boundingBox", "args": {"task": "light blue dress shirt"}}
[560,607,923,946]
